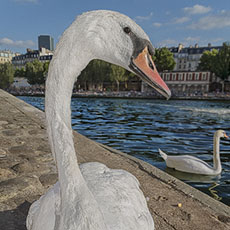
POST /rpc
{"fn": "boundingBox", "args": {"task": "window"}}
[195,73,199,80]
[172,73,177,81]
[166,73,170,81]
[202,73,206,81]
[178,73,183,81]
[188,73,192,80]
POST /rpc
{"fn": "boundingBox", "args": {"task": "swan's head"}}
[76,10,171,99]
[215,130,228,139]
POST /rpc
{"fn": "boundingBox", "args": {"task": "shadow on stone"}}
[0,201,31,230]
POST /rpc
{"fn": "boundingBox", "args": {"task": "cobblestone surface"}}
[0,89,229,230]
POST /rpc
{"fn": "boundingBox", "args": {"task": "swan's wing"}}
[27,163,154,230]
[26,182,60,230]
[166,155,214,175]
[80,162,154,230]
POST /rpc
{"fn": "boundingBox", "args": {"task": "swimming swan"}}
[159,130,228,176]
[26,10,171,230]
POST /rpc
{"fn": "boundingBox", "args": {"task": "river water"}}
[18,96,230,205]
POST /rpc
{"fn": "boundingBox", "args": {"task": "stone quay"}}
[0,89,229,230]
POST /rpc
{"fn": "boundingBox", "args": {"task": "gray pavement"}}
[0,89,229,230]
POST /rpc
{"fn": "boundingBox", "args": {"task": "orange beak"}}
[224,133,228,138]
[130,46,171,99]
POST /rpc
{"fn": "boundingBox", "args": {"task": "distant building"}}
[12,47,53,68]
[38,35,54,51]
[142,71,212,96]
[142,70,230,95]
[161,71,211,95]
[0,50,20,64]
[169,43,222,71]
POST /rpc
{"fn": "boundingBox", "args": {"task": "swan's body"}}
[27,10,171,230]
[159,130,228,176]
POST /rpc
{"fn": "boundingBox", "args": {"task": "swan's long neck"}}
[213,133,222,173]
[45,19,107,229]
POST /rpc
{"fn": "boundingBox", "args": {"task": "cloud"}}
[0,37,35,48]
[209,38,224,43]
[172,17,190,24]
[152,17,189,28]
[135,12,153,21]
[184,36,200,42]
[188,11,230,30]
[152,22,162,27]
[183,4,211,15]
[157,39,178,47]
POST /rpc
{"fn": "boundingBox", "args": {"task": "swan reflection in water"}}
[165,167,222,201]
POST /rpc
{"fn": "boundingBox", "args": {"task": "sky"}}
[1,0,230,53]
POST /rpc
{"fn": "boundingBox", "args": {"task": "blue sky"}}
[1,0,230,53]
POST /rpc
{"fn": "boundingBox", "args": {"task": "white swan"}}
[26,10,171,230]
[159,130,228,176]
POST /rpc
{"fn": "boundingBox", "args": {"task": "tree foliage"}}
[25,60,48,85]
[197,49,218,73]
[153,47,176,72]
[14,67,26,78]
[77,59,132,91]
[109,64,126,91]
[198,42,230,81]
[0,63,15,89]
[77,60,111,90]
[215,42,230,81]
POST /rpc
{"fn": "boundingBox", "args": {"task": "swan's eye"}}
[123,27,131,34]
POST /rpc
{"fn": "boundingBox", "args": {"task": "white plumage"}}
[27,163,153,230]
[159,130,228,176]
[26,10,172,230]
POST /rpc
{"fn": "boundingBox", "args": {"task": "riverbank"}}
[0,89,229,230]
[7,89,230,100]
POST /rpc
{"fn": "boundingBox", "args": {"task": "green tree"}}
[198,42,230,92]
[14,67,26,78]
[197,49,218,72]
[153,47,175,72]
[77,59,139,91]
[43,61,50,78]
[0,63,15,89]
[110,64,126,91]
[25,60,47,85]
[214,42,230,81]
[77,59,110,90]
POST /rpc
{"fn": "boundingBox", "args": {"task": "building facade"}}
[38,35,54,51]
[12,48,53,68]
[141,71,212,96]
[169,44,222,71]
[161,71,211,95]
[0,50,19,64]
